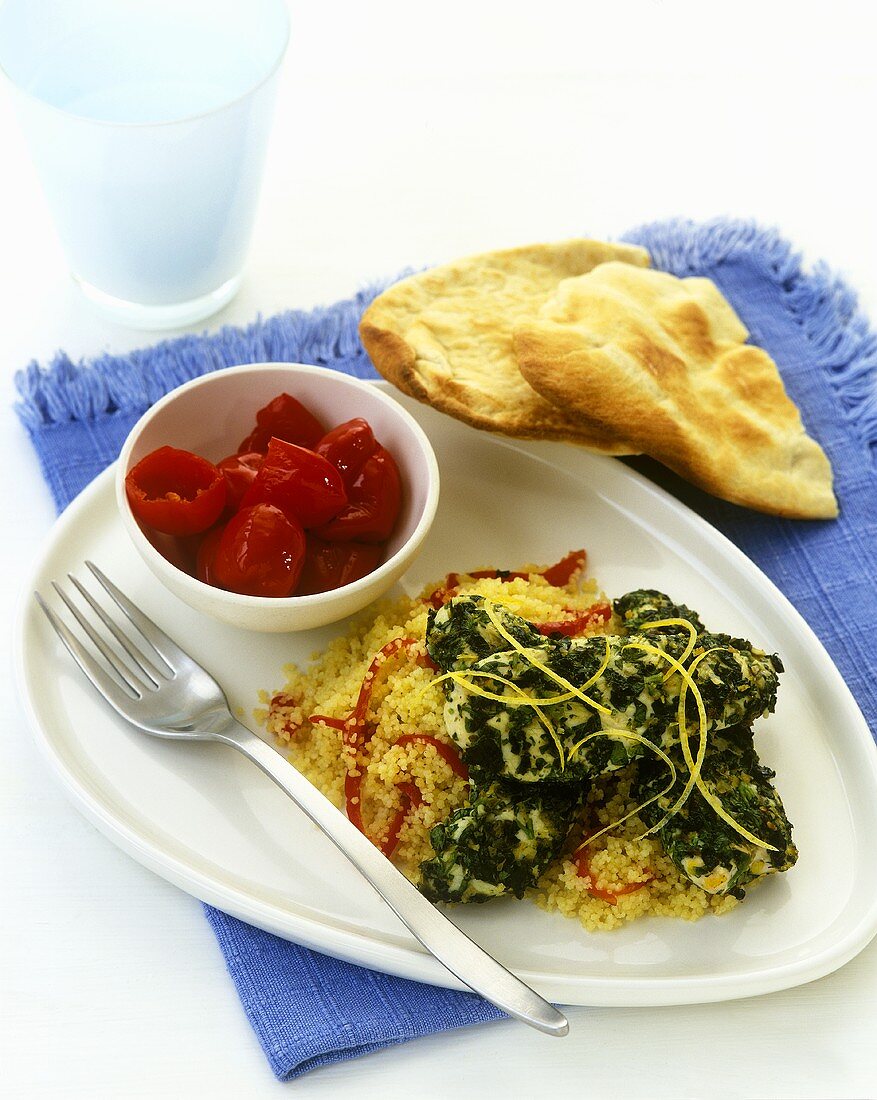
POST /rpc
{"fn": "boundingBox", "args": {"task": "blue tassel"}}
[13,279,399,432]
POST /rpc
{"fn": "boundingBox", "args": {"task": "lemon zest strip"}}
[569,729,678,848]
[433,668,567,770]
[623,641,778,851]
[579,635,613,693]
[640,647,720,835]
[483,603,611,715]
[639,617,699,680]
[439,635,612,709]
[666,647,720,820]
[430,669,576,707]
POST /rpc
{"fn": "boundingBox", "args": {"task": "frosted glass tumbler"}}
[0,0,289,328]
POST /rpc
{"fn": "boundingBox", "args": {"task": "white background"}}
[2,2,876,1096]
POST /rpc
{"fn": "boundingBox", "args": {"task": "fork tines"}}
[36,561,173,701]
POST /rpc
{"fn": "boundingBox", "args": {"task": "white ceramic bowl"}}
[115,363,440,632]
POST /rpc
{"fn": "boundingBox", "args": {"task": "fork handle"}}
[214,719,568,1036]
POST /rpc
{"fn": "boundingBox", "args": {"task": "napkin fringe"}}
[623,217,877,459]
[13,281,392,432]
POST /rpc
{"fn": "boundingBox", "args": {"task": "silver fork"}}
[36,561,568,1037]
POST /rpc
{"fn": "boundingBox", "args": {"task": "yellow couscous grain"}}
[260,563,742,931]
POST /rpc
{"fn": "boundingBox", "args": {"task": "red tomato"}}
[315,418,377,488]
[211,504,306,597]
[125,446,226,536]
[194,524,226,586]
[238,393,325,453]
[315,445,401,543]
[217,451,263,512]
[296,537,384,595]
[240,436,347,528]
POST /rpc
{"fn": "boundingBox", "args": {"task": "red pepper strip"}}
[536,602,612,638]
[308,716,366,829]
[427,583,457,609]
[379,781,426,857]
[396,780,425,808]
[309,638,422,833]
[374,783,415,858]
[308,715,377,831]
[380,805,408,856]
[426,550,589,608]
[541,549,587,587]
[269,693,301,738]
[308,714,346,731]
[395,733,469,780]
[574,841,653,905]
[345,771,365,833]
[351,638,419,729]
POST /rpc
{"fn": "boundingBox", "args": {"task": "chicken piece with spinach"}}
[426,595,547,671]
[614,589,706,635]
[418,778,581,903]
[421,590,793,908]
[614,589,776,663]
[428,595,782,787]
[634,724,797,897]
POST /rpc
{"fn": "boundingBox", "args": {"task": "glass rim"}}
[0,0,290,130]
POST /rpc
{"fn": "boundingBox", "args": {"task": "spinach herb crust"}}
[420,780,581,903]
[420,589,796,906]
[634,724,798,897]
[428,594,782,786]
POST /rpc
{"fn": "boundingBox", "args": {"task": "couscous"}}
[260,552,796,932]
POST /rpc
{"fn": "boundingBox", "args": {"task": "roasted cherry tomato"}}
[315,445,401,543]
[211,504,306,597]
[296,537,384,595]
[217,451,263,512]
[240,436,347,528]
[125,446,226,536]
[194,524,226,587]
[238,393,325,454]
[315,418,377,488]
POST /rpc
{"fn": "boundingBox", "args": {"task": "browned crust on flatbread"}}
[359,239,650,454]
[359,321,419,398]
[514,266,837,519]
[361,315,630,449]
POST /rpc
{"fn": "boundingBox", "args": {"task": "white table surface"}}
[2,3,876,1096]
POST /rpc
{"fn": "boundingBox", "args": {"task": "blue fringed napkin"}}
[16,219,877,1080]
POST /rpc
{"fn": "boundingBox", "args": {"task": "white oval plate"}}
[15,388,877,1006]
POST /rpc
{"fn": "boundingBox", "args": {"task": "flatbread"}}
[513,263,837,519]
[359,239,650,453]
